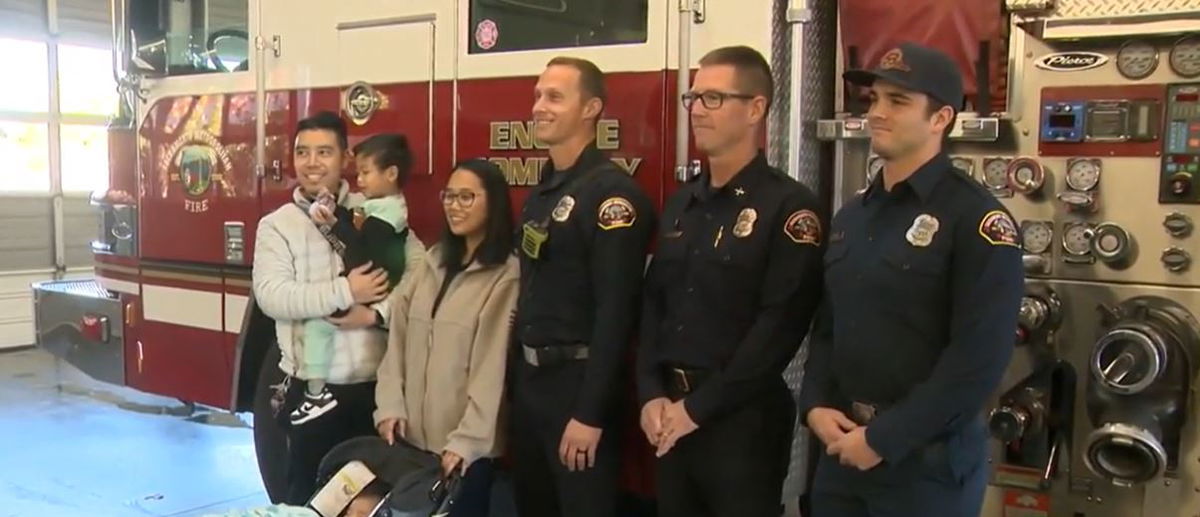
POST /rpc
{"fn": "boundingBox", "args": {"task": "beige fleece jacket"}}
[374,244,519,466]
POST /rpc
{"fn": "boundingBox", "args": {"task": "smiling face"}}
[865,79,952,160]
[294,128,349,196]
[688,64,767,157]
[442,168,489,240]
[532,64,602,146]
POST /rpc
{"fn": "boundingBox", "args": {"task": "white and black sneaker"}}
[290,387,338,425]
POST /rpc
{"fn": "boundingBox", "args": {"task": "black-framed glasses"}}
[439,189,480,208]
[681,90,756,110]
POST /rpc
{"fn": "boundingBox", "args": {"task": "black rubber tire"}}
[252,343,289,504]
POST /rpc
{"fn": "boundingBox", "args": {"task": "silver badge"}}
[906,214,940,247]
[733,208,758,238]
[552,195,576,222]
[343,81,382,126]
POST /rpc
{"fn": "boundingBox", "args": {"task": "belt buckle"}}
[671,367,690,393]
[851,401,877,424]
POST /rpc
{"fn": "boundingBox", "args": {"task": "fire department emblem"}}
[784,210,821,245]
[552,195,576,222]
[160,129,234,214]
[475,19,499,50]
[597,197,636,230]
[343,82,382,126]
[879,48,911,72]
[733,208,757,238]
[906,214,940,247]
[980,210,1020,247]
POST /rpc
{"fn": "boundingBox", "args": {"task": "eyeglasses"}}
[681,91,756,110]
[439,189,480,208]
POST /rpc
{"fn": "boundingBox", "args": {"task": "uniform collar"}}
[693,151,770,203]
[862,152,949,204]
[541,142,608,191]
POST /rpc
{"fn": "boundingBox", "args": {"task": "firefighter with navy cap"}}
[800,42,1024,516]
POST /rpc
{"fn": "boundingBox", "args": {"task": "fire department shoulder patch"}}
[597,197,636,230]
[979,210,1020,247]
[784,210,821,245]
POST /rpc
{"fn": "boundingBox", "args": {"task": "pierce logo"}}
[1035,52,1108,71]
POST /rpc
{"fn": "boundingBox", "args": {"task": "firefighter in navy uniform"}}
[638,46,824,517]
[509,56,655,517]
[800,42,1024,516]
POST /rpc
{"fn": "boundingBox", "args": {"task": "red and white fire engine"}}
[34,0,1200,515]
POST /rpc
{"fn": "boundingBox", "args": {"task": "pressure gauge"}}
[866,155,885,184]
[951,156,975,176]
[982,158,1012,191]
[1066,158,1102,191]
[1008,157,1046,195]
[1021,221,1053,255]
[1117,39,1159,79]
[1169,35,1200,78]
[1062,223,1094,257]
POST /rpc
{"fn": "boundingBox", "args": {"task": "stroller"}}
[206,436,462,517]
[314,436,463,517]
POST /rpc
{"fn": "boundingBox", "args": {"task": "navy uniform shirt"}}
[800,152,1024,464]
[514,143,655,427]
[638,152,824,425]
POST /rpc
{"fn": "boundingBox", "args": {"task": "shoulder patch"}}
[598,197,637,230]
[979,210,1020,247]
[784,210,821,245]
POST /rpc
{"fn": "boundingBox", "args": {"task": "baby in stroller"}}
[206,436,459,517]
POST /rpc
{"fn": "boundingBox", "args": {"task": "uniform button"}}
[676,324,684,332]
[868,234,874,241]
[687,286,695,293]
[902,264,911,270]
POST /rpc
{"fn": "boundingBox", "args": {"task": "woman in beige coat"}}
[374,159,518,516]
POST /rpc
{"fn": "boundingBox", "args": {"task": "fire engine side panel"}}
[138,94,260,266]
[135,264,235,408]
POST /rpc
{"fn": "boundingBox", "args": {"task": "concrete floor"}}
[0,347,269,516]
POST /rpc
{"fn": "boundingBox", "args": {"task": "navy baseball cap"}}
[844,42,964,111]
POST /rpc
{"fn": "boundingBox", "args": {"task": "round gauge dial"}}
[1008,158,1045,194]
[1170,35,1200,78]
[1117,39,1159,79]
[1022,221,1053,254]
[1063,223,1093,256]
[866,155,885,184]
[1066,159,1102,191]
[951,156,974,175]
[982,158,1011,190]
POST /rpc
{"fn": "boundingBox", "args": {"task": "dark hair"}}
[699,46,774,109]
[440,159,514,271]
[354,133,413,187]
[295,111,349,150]
[924,98,957,141]
[546,56,607,117]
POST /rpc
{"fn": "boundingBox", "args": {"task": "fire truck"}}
[29,0,1200,515]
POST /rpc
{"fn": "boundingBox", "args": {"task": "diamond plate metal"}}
[773,0,837,503]
[1038,0,1200,19]
[768,0,792,176]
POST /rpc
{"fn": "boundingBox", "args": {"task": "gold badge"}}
[979,210,1020,247]
[552,195,575,222]
[879,48,911,71]
[598,197,636,230]
[906,214,940,247]
[784,210,821,245]
[733,208,758,238]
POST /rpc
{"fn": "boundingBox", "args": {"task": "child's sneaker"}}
[290,387,338,425]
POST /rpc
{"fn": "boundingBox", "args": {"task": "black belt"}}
[521,343,588,367]
[662,366,711,400]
